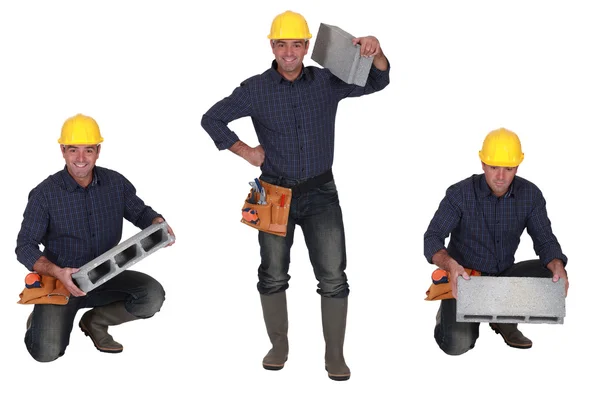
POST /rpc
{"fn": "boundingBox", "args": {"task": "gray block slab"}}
[456,276,566,324]
[311,23,373,86]
[72,222,174,293]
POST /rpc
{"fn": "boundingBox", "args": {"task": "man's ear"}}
[97,144,101,156]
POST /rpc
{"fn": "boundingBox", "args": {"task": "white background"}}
[0,0,597,398]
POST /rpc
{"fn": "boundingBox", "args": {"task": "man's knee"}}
[434,323,478,356]
[437,339,476,356]
[131,278,165,318]
[26,341,64,363]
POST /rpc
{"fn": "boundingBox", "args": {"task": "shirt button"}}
[92,234,96,238]
[300,146,304,150]
[496,240,499,243]
[297,125,301,129]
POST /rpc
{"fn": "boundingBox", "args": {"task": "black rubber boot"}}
[79,301,139,353]
[322,297,351,381]
[490,323,532,349]
[260,292,289,370]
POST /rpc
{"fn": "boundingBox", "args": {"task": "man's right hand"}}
[54,267,86,297]
[432,249,470,299]
[448,263,470,299]
[229,140,265,167]
[33,256,86,297]
[243,144,265,167]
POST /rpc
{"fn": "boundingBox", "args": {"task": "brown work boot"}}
[79,301,139,353]
[490,323,532,349]
[260,292,289,370]
[322,297,351,381]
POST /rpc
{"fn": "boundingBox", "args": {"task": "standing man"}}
[423,128,568,355]
[16,113,175,362]
[201,10,389,380]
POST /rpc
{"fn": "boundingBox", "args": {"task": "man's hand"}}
[447,263,470,299]
[152,217,176,246]
[54,267,86,297]
[229,140,265,167]
[432,249,469,299]
[352,36,388,71]
[243,145,265,167]
[33,256,86,297]
[352,36,381,57]
[547,259,569,296]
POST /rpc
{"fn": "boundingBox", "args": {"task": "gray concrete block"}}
[456,276,566,324]
[72,222,174,293]
[311,23,373,86]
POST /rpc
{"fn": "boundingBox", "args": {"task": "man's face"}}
[271,39,309,79]
[61,144,100,187]
[482,162,518,197]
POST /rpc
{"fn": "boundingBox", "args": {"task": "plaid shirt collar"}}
[266,60,311,84]
[476,173,517,199]
[60,166,100,192]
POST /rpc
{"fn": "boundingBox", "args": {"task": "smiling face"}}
[61,144,100,187]
[271,39,309,81]
[482,162,518,197]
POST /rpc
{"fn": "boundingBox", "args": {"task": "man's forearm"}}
[431,249,458,272]
[32,256,59,277]
[229,140,252,159]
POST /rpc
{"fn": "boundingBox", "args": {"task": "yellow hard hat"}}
[268,10,312,40]
[479,128,524,167]
[58,114,104,145]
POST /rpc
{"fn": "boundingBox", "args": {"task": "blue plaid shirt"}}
[201,60,390,179]
[424,174,567,274]
[16,166,161,271]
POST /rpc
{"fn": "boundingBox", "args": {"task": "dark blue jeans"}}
[25,270,165,362]
[257,174,349,298]
[434,259,553,355]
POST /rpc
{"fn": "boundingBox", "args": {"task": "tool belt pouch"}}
[17,275,70,305]
[241,180,292,237]
[424,268,481,301]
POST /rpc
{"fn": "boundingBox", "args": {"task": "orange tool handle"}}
[431,269,449,285]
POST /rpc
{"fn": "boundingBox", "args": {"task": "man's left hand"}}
[352,36,381,57]
[153,217,176,246]
[547,259,568,296]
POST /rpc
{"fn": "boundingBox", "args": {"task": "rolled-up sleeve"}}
[122,176,161,230]
[424,185,462,264]
[15,190,48,270]
[335,59,391,100]
[526,192,568,267]
[201,82,253,150]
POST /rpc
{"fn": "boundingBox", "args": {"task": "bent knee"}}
[439,342,475,356]
[436,335,476,356]
[28,343,64,363]
[128,279,166,318]
[435,326,477,356]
